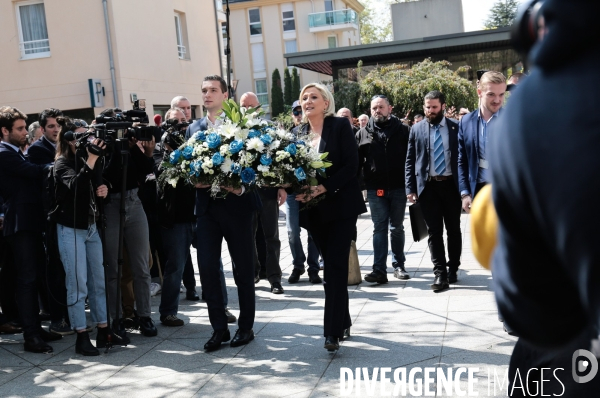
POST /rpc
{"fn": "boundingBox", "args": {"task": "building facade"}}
[226,0,363,114]
[0,0,223,122]
[391,0,464,41]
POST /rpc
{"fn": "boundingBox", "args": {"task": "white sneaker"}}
[150,282,162,297]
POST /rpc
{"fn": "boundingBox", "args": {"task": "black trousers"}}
[197,200,256,331]
[182,251,196,291]
[253,189,282,284]
[5,231,46,339]
[419,179,462,277]
[0,238,18,321]
[309,214,356,338]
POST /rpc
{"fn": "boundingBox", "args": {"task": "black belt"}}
[427,175,451,182]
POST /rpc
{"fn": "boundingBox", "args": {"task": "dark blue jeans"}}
[285,193,320,274]
[158,222,194,316]
[367,189,407,274]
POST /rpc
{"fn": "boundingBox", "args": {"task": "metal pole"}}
[224,0,233,98]
[102,0,119,108]
[213,1,224,80]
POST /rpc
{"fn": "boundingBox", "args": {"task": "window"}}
[328,36,337,49]
[16,1,50,59]
[174,13,186,59]
[324,0,334,24]
[255,79,268,106]
[282,4,295,32]
[251,43,265,73]
[221,22,228,54]
[248,9,262,36]
[324,0,334,12]
[284,39,297,54]
[215,0,223,11]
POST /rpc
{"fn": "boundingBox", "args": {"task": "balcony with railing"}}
[308,9,358,33]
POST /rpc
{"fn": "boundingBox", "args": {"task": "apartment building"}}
[0,0,223,122]
[226,0,364,114]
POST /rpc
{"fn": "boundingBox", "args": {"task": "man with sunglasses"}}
[358,95,411,284]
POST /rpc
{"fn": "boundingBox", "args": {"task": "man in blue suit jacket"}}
[0,107,61,353]
[185,75,260,351]
[458,71,506,212]
[405,91,462,292]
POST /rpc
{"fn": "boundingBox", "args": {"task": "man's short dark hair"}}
[203,75,228,93]
[39,108,63,128]
[424,90,445,105]
[0,106,28,133]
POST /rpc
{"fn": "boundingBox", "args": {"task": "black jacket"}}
[357,115,410,191]
[28,136,56,165]
[103,144,154,194]
[298,116,367,225]
[53,155,102,230]
[153,142,196,228]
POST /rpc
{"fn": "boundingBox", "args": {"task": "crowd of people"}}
[0,70,508,356]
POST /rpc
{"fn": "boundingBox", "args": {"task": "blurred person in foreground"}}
[490,0,600,395]
[296,83,366,351]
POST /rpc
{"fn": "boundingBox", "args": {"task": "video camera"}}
[160,118,190,149]
[91,100,160,145]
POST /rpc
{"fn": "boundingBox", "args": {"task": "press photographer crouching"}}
[153,108,195,326]
[52,117,109,356]
[99,108,157,340]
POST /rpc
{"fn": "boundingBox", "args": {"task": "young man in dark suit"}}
[458,71,506,212]
[28,108,62,165]
[0,107,61,353]
[405,91,462,292]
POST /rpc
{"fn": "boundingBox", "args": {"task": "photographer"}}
[52,117,110,356]
[153,108,195,326]
[100,108,157,338]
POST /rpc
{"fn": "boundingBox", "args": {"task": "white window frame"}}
[16,0,51,60]
[174,13,186,59]
[282,9,295,32]
[255,79,268,106]
[248,8,262,36]
[327,35,337,49]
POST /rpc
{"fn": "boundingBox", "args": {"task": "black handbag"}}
[409,202,429,242]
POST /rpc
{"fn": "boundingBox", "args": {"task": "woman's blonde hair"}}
[299,83,336,123]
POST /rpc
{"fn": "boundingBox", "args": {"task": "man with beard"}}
[358,95,411,284]
[458,71,506,212]
[405,91,461,292]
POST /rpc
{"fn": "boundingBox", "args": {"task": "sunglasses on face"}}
[73,120,88,128]
[292,109,302,116]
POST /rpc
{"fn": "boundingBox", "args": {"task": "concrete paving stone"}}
[445,311,503,333]
[40,362,125,392]
[447,294,499,312]
[346,332,445,357]
[352,310,448,334]
[0,367,31,387]
[234,334,323,359]
[257,319,324,338]
[0,367,86,397]
[0,346,34,367]
[128,339,225,372]
[224,349,332,376]
[41,339,162,366]
[441,331,516,357]
[0,339,74,366]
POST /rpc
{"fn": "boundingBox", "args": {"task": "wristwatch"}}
[461,193,471,199]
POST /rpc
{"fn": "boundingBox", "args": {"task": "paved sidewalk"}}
[0,205,515,397]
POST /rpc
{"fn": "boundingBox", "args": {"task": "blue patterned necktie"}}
[433,124,446,175]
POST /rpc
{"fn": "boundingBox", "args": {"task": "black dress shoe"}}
[75,331,100,356]
[364,271,388,284]
[324,336,339,351]
[271,282,284,294]
[139,316,158,337]
[287,268,304,284]
[342,327,351,340]
[40,327,62,342]
[186,289,200,301]
[0,321,22,334]
[24,336,53,354]
[308,273,322,284]
[431,276,449,292]
[448,270,458,284]
[230,329,254,347]
[204,329,230,351]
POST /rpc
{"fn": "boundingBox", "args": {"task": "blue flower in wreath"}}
[260,134,273,145]
[284,143,297,156]
[189,160,202,177]
[206,132,221,149]
[294,167,307,181]
[212,152,224,166]
[229,140,243,154]
[169,149,182,164]
[296,140,306,146]
[231,163,241,174]
[193,131,206,142]
[260,154,272,166]
[248,129,261,139]
[240,167,256,184]
[182,146,194,160]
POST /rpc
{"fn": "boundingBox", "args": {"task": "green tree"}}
[484,0,519,29]
[360,0,393,44]
[283,68,293,106]
[357,59,478,119]
[291,68,301,103]
[323,79,362,117]
[270,68,284,118]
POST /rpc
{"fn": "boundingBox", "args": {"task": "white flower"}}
[220,157,233,173]
[246,137,264,152]
[257,165,270,173]
[219,144,229,155]
[168,178,178,188]
[235,128,249,141]
[269,140,281,150]
[245,118,262,128]
[221,121,240,139]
